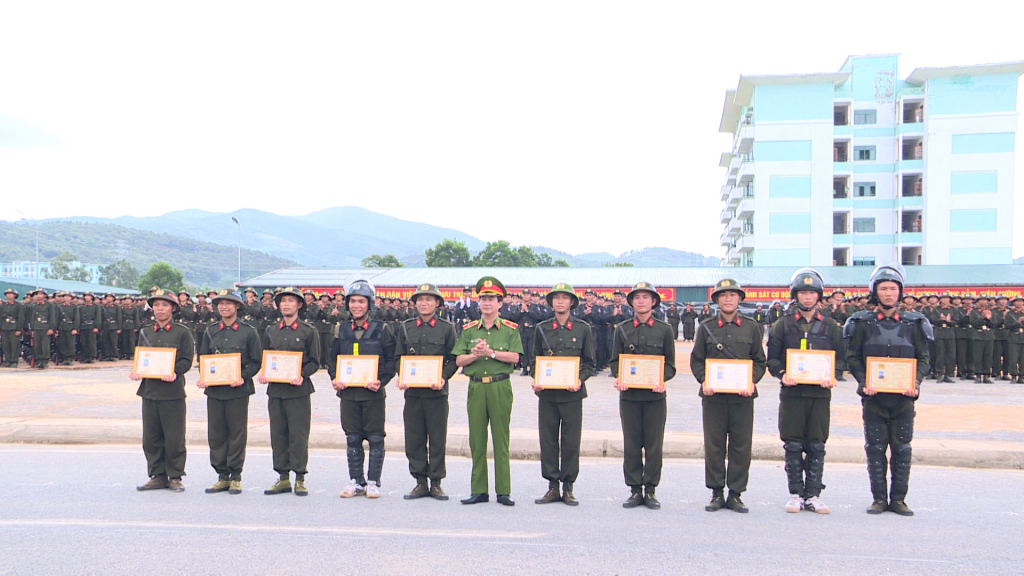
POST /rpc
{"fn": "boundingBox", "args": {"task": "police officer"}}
[611,281,676,510]
[258,287,320,496]
[844,264,931,516]
[532,283,595,506]
[970,296,995,384]
[993,295,1010,379]
[454,277,523,506]
[453,286,481,336]
[198,290,263,495]
[131,289,195,493]
[607,291,635,371]
[691,279,766,514]
[75,292,101,364]
[1,288,25,368]
[395,283,458,500]
[1004,296,1024,383]
[329,280,397,499]
[120,295,140,361]
[681,303,698,342]
[100,293,122,361]
[55,291,80,366]
[519,290,543,377]
[956,296,974,380]
[666,304,680,341]
[315,293,334,369]
[28,289,57,369]
[929,292,959,383]
[767,269,844,514]
[193,292,216,363]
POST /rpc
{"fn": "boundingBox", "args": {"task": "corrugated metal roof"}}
[242,265,1024,289]
[0,275,139,294]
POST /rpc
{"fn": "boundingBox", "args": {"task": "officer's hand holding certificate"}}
[785,349,836,387]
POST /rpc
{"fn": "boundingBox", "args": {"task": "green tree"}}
[554,259,570,267]
[472,240,517,266]
[603,262,634,267]
[535,252,553,267]
[44,251,92,282]
[99,259,139,288]
[361,253,404,268]
[425,238,472,267]
[137,262,186,293]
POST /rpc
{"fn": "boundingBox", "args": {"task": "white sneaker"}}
[339,479,366,498]
[365,481,380,499]
[785,494,803,513]
[804,495,830,514]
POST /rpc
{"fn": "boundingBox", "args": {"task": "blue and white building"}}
[718,55,1024,267]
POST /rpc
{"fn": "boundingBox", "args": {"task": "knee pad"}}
[894,420,914,444]
[806,442,826,459]
[864,441,886,458]
[891,441,912,463]
[367,434,385,453]
[783,440,804,455]
[346,434,363,455]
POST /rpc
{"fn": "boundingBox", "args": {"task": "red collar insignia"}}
[154,322,171,332]
[220,322,238,331]
[279,321,299,330]
[717,318,723,328]
[635,318,654,327]
[416,318,436,327]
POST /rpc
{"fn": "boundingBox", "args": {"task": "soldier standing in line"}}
[666,304,680,341]
[691,279,766,514]
[611,282,676,510]
[56,291,80,366]
[1,288,25,368]
[131,290,195,493]
[120,295,141,361]
[395,284,458,501]
[607,291,635,375]
[138,295,154,327]
[329,281,397,500]
[198,290,263,495]
[681,303,698,342]
[315,293,334,369]
[532,283,595,506]
[454,276,522,507]
[193,292,215,363]
[993,295,1010,380]
[1004,296,1024,384]
[929,292,960,383]
[100,293,122,361]
[259,287,320,497]
[241,288,260,328]
[970,296,995,384]
[956,296,974,380]
[28,290,57,369]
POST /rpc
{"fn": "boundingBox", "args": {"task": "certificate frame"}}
[132,347,177,379]
[398,355,444,389]
[785,349,836,385]
[618,354,665,389]
[260,350,303,384]
[703,359,754,394]
[534,356,581,390]
[866,357,917,394]
[335,355,379,388]
[199,353,242,387]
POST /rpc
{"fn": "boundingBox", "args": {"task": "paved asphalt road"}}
[1,445,1021,575]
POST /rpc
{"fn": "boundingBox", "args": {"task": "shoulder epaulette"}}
[464,320,480,329]
[436,316,453,325]
[500,318,518,329]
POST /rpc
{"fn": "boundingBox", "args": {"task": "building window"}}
[854,146,876,161]
[853,257,876,266]
[853,218,876,233]
[854,110,877,125]
[854,182,876,197]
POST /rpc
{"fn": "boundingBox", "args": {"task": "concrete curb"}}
[2,418,1021,470]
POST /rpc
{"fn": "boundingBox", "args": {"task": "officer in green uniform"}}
[1,288,25,368]
[691,279,766,514]
[55,291,80,366]
[929,292,960,383]
[132,289,195,493]
[315,293,334,369]
[956,296,974,379]
[532,283,595,506]
[453,276,523,506]
[76,292,102,364]
[120,296,141,361]
[198,290,263,495]
[1004,296,1024,383]
[28,289,57,369]
[395,283,459,500]
[241,288,261,328]
[993,295,1010,379]
[611,281,676,510]
[100,293,122,361]
[767,269,843,515]
[259,287,320,496]
[193,292,216,363]
[970,296,995,383]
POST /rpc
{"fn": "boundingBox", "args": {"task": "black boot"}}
[983,375,994,384]
[705,490,725,512]
[783,441,805,498]
[622,487,644,509]
[643,487,661,510]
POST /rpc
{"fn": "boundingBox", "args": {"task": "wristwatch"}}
[490,351,496,359]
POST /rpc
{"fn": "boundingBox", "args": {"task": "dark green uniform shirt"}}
[135,321,195,401]
[533,316,596,402]
[198,320,263,399]
[452,317,524,379]
[929,306,960,339]
[263,318,320,399]
[28,301,58,331]
[395,316,459,398]
[57,303,80,331]
[969,309,996,341]
[1,300,25,331]
[690,313,766,402]
[101,304,121,330]
[610,316,677,402]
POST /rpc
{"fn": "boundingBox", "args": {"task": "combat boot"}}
[724,492,748,513]
[264,477,292,495]
[136,474,169,491]
[294,478,308,496]
[404,480,429,500]
[643,487,661,510]
[705,490,725,512]
[205,478,231,493]
[999,373,1011,381]
[535,482,562,504]
[940,375,954,383]
[562,482,578,507]
[622,487,644,509]
[429,480,449,501]
[983,375,994,384]
[866,499,887,514]
[228,480,242,495]
[168,478,185,492]
[888,500,914,516]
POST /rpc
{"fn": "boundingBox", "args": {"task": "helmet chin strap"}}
[797,303,815,312]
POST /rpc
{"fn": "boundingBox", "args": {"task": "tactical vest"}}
[861,314,917,360]
[781,312,834,351]
[335,320,384,357]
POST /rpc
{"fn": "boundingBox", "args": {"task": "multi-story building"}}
[718,54,1023,267]
[0,260,102,284]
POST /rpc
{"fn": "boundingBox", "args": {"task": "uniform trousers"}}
[268,396,311,476]
[619,398,666,489]
[702,396,754,494]
[142,398,187,479]
[934,338,956,377]
[971,339,994,376]
[538,398,582,485]
[32,330,51,366]
[404,396,449,481]
[467,380,513,495]
[80,329,98,361]
[102,329,119,359]
[2,330,20,364]
[207,396,249,480]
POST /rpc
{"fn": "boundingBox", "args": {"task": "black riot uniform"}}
[844,264,932,516]
[928,296,960,383]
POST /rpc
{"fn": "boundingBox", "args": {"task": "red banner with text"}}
[712,286,1024,302]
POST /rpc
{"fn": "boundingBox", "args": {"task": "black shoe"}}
[836,375,847,382]
[535,486,561,504]
[983,376,994,384]
[460,493,489,505]
[496,494,515,506]
[623,489,644,509]
[888,500,914,516]
[940,376,954,383]
[724,492,748,513]
[866,499,887,514]
[705,491,725,512]
[999,374,1011,381]
[644,489,661,510]
[404,481,429,500]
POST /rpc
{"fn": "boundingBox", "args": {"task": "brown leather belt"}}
[470,375,510,384]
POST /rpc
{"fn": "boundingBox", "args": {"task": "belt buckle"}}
[481,376,493,383]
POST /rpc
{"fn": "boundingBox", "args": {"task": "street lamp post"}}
[15,210,39,285]
[231,217,241,286]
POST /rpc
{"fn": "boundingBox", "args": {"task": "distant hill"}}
[0,221,297,288]
[614,247,720,267]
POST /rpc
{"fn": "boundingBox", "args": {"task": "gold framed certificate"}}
[618,354,665,389]
[199,353,241,386]
[786,349,836,384]
[335,355,379,387]
[866,357,917,393]
[704,359,754,394]
[261,350,303,383]
[133,347,177,379]
[534,356,580,389]
[399,355,443,389]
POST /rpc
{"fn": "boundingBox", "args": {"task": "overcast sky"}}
[1,1,1022,258]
